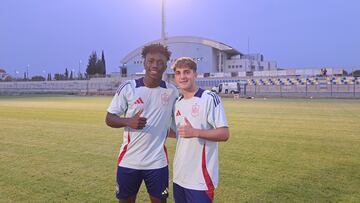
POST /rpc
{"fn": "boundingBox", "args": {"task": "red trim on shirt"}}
[202,143,215,201]
[164,145,169,164]
[117,131,130,165]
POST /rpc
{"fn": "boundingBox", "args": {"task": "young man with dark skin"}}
[106,43,178,203]
[169,57,229,203]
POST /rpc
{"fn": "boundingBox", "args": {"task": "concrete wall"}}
[0,78,123,96]
[1,76,359,98]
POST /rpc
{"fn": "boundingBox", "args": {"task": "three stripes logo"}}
[134,97,144,105]
[207,92,220,107]
[176,110,181,117]
[116,82,130,95]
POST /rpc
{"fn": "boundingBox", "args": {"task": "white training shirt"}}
[107,77,178,170]
[172,88,228,191]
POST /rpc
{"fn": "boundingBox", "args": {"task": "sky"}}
[1,0,359,77]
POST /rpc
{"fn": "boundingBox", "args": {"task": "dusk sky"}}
[1,0,359,77]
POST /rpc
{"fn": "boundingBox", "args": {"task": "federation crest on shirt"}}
[191,103,200,117]
[161,92,170,105]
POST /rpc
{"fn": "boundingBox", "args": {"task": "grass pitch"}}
[0,96,359,202]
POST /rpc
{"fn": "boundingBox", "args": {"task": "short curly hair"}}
[171,57,197,72]
[141,43,171,61]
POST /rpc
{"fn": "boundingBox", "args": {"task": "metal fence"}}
[196,76,360,98]
[1,76,359,98]
[244,83,360,98]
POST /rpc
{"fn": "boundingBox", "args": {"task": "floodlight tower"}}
[161,0,166,45]
[161,0,169,79]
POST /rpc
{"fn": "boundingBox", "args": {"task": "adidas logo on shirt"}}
[134,97,144,104]
[176,110,181,116]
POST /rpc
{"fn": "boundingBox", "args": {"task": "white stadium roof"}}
[120,36,242,64]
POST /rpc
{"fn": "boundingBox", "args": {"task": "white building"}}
[119,36,277,77]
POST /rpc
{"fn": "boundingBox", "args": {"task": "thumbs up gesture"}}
[178,117,198,138]
[127,109,147,129]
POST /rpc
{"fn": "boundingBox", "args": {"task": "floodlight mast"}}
[161,0,169,80]
[161,0,166,45]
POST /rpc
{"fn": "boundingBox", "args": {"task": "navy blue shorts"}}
[116,166,169,200]
[173,182,213,203]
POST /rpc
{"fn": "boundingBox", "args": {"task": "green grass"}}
[1,96,359,202]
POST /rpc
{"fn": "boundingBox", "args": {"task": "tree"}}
[65,68,69,80]
[47,73,52,81]
[352,70,360,77]
[96,59,104,76]
[101,50,106,75]
[31,75,45,81]
[86,52,98,76]
[86,51,106,77]
[54,73,66,80]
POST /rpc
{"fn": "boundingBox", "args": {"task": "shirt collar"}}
[194,88,205,98]
[135,77,167,88]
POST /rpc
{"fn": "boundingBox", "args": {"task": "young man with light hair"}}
[106,43,178,203]
[170,57,230,203]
